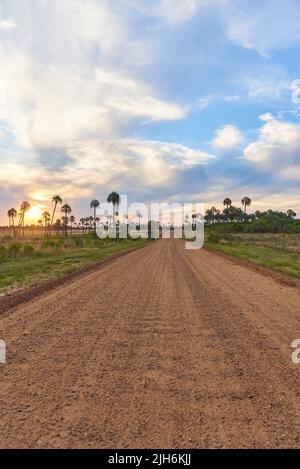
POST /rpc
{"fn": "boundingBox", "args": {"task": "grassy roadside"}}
[205,242,300,279]
[0,237,149,295]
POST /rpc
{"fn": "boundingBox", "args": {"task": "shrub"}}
[41,239,59,250]
[207,232,221,243]
[8,243,22,258]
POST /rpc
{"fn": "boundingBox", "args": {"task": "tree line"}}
[204,197,296,224]
[7,192,121,237]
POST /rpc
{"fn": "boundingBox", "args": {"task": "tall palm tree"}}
[54,219,61,235]
[61,216,69,236]
[41,211,51,237]
[18,201,31,237]
[61,204,72,236]
[7,210,11,236]
[90,199,100,234]
[50,195,62,235]
[7,208,17,237]
[107,192,120,234]
[241,196,251,214]
[223,198,232,210]
[79,218,85,234]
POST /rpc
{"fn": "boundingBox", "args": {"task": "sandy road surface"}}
[1,239,300,448]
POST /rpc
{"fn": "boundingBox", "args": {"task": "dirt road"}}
[1,239,300,448]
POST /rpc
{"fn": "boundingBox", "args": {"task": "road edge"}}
[204,245,300,290]
[0,241,151,315]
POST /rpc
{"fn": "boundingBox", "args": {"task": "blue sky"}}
[0,0,300,222]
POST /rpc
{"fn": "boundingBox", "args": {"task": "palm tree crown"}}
[61,204,72,216]
[223,198,232,209]
[90,199,100,210]
[241,196,251,213]
[107,192,120,206]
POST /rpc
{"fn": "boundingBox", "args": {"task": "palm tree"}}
[61,204,72,236]
[79,218,85,234]
[18,201,31,237]
[41,211,51,237]
[107,192,120,234]
[241,196,251,214]
[54,219,61,235]
[69,215,75,235]
[50,195,62,235]
[90,199,100,234]
[61,216,69,236]
[7,210,11,236]
[223,198,232,210]
[7,208,17,237]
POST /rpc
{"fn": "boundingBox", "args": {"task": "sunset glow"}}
[26,206,44,223]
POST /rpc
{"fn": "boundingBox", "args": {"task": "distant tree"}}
[50,195,62,235]
[41,211,51,237]
[136,210,143,230]
[7,208,17,237]
[205,209,214,225]
[69,215,75,235]
[18,201,31,237]
[287,209,296,218]
[107,192,120,234]
[90,199,100,234]
[54,219,61,235]
[61,216,69,236]
[241,196,251,214]
[223,198,232,210]
[61,204,72,237]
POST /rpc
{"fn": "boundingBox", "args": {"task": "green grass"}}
[206,242,300,278]
[0,237,149,294]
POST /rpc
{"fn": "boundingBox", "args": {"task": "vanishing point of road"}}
[1,239,300,448]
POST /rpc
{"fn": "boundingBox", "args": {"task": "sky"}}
[1,0,300,223]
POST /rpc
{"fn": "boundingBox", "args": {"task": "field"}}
[0,235,149,295]
[206,232,300,278]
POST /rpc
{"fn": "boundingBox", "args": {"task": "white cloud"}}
[243,116,300,180]
[224,0,300,55]
[123,0,201,24]
[259,113,274,122]
[0,19,16,31]
[0,139,214,202]
[212,125,244,151]
[0,0,187,151]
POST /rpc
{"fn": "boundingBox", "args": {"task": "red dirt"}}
[1,238,300,448]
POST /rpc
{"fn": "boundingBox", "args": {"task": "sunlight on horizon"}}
[26,205,45,224]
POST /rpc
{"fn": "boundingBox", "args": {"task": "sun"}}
[27,205,44,222]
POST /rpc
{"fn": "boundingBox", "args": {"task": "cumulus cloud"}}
[243,115,300,180]
[0,0,187,150]
[0,139,214,203]
[212,125,244,151]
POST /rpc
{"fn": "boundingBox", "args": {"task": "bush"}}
[207,232,221,243]
[41,239,60,250]
[8,243,22,258]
